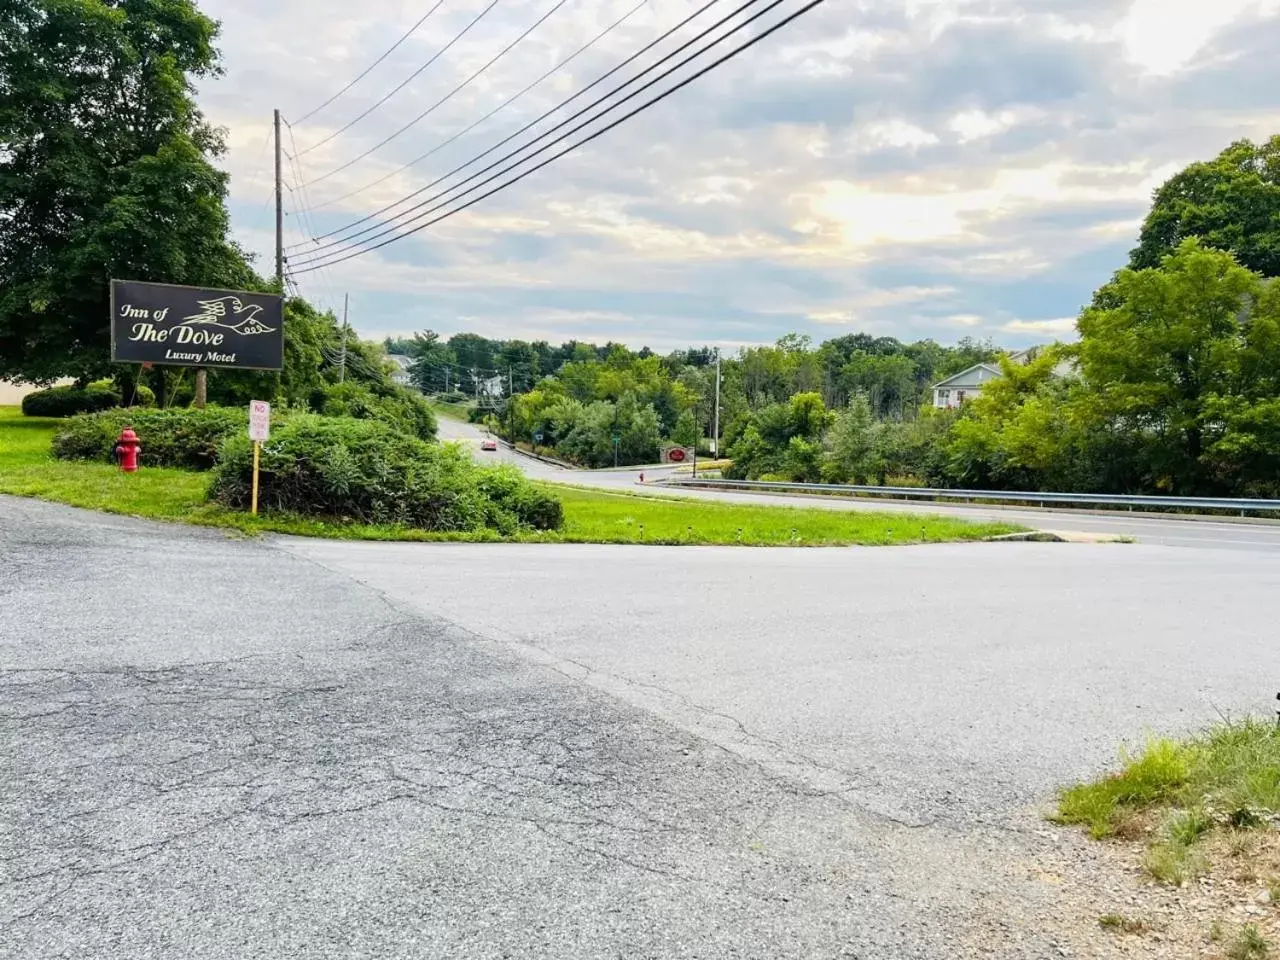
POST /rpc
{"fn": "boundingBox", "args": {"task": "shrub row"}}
[210,416,563,532]
[22,385,121,417]
[22,380,158,418]
[312,381,437,441]
[52,407,247,470]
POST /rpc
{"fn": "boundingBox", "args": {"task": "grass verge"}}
[1055,719,1280,956]
[426,398,474,422]
[0,406,1023,546]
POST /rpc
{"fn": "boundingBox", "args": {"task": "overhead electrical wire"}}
[280,177,340,311]
[302,0,649,218]
[293,2,449,125]
[298,0,576,192]
[306,0,722,246]
[297,0,499,159]
[293,0,821,274]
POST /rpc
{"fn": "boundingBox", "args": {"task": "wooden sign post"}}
[248,400,271,516]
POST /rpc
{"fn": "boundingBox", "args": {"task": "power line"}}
[293,2,448,125]
[294,0,818,274]
[298,0,502,162]
[303,0,649,218]
[306,0,719,247]
[296,0,575,203]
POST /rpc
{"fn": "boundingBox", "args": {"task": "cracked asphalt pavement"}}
[3,495,1278,958]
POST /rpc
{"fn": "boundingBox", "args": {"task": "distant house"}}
[932,363,1004,409]
[387,354,414,387]
[931,347,1069,409]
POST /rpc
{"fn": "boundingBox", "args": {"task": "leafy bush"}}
[89,379,155,407]
[312,381,437,440]
[22,385,121,417]
[52,407,247,469]
[210,416,562,532]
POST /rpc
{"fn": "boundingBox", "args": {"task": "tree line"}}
[393,135,1280,496]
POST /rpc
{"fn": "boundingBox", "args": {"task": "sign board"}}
[111,280,284,371]
[249,400,271,442]
[612,434,621,445]
[664,447,690,464]
[534,432,544,443]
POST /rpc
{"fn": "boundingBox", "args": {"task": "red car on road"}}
[480,438,498,452]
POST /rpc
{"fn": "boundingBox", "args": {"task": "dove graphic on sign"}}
[180,297,277,335]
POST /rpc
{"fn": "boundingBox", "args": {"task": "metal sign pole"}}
[251,441,261,516]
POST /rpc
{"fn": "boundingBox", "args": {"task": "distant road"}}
[438,416,1280,552]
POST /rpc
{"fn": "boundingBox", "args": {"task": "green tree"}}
[941,348,1087,490]
[840,352,919,418]
[726,392,831,479]
[824,394,883,483]
[0,0,259,382]
[1079,239,1262,494]
[1130,136,1280,278]
[670,410,700,448]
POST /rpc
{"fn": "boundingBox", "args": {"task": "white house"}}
[387,354,414,387]
[932,364,1004,409]
[932,348,1062,409]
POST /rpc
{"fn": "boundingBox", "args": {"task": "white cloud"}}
[1001,318,1078,335]
[854,119,940,151]
[948,108,1019,142]
[1117,0,1279,75]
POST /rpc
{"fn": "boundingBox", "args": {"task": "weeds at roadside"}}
[1056,720,1280,887]
[1227,924,1273,960]
[1144,839,1209,886]
[1098,913,1150,934]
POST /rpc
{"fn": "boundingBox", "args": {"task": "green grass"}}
[0,406,1023,546]
[546,484,1020,546]
[1055,718,1280,884]
[426,398,474,422]
[1228,925,1273,960]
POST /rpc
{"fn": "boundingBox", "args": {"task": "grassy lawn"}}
[0,406,1022,546]
[548,484,1019,546]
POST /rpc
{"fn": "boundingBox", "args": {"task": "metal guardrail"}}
[662,478,1280,515]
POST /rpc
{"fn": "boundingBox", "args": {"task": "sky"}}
[198,0,1280,352]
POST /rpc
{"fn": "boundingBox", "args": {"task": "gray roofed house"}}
[387,354,415,387]
[932,363,1004,409]
[931,346,1073,409]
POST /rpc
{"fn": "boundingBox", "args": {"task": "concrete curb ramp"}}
[988,530,1134,544]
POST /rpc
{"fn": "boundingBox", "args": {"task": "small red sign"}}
[667,448,686,463]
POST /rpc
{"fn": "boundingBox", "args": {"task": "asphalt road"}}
[438,416,1280,552]
[5,493,1279,957]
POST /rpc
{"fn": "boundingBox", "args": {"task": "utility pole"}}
[713,349,722,459]
[274,109,284,289]
[471,368,479,406]
[444,367,450,394]
[338,293,349,383]
[692,413,698,479]
[508,367,515,444]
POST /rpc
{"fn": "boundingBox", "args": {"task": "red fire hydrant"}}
[115,427,141,473]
